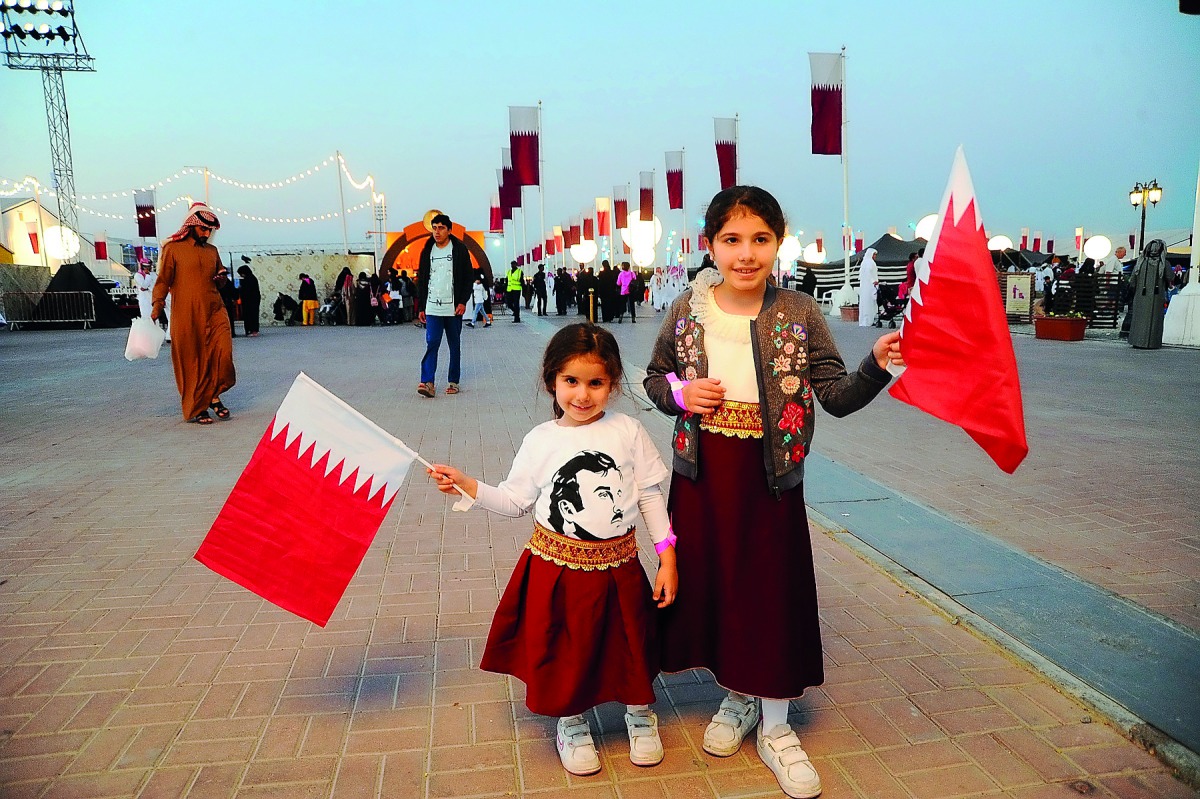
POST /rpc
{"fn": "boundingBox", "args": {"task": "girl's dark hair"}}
[541,323,623,418]
[703,185,787,243]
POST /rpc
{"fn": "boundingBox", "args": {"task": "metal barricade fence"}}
[1,291,96,330]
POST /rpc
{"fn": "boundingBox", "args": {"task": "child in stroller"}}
[317,293,343,325]
[273,293,304,326]
[874,283,907,328]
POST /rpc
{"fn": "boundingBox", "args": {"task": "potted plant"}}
[839,303,859,323]
[1034,311,1088,341]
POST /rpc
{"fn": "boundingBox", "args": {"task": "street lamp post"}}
[1128,179,1163,255]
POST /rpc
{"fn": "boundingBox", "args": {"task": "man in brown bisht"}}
[151,202,236,425]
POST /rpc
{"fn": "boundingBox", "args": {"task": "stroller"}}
[273,293,303,326]
[874,283,907,328]
[317,294,343,325]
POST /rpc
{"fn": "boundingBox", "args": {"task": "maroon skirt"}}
[480,529,658,717]
[660,429,824,699]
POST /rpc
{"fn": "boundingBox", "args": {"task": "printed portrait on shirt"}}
[547,450,631,541]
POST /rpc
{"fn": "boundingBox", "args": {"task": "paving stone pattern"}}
[0,316,1195,798]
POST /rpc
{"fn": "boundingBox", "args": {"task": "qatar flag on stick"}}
[546,235,555,257]
[489,193,503,233]
[569,216,582,247]
[714,117,737,190]
[554,226,564,253]
[195,373,423,626]
[889,147,1028,474]
[25,220,39,254]
[583,215,594,241]
[1019,228,1029,251]
[613,185,629,230]
[94,231,108,261]
[135,189,157,238]
[639,171,654,222]
[596,197,611,237]
[501,148,521,212]
[533,244,543,261]
[665,150,684,210]
[808,52,843,156]
[509,106,540,186]
[1032,231,1042,252]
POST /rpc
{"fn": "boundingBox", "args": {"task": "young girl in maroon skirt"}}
[429,323,678,776]
[644,186,905,798]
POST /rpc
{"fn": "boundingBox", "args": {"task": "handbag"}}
[370,295,379,307]
[124,316,166,361]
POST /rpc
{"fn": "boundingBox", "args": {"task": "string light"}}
[3,151,384,227]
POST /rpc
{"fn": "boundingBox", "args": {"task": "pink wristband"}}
[654,532,677,555]
[666,371,687,411]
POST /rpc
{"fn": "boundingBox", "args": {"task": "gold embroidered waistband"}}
[699,399,763,439]
[527,522,637,571]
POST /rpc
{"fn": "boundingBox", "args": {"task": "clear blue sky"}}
[2,0,1198,252]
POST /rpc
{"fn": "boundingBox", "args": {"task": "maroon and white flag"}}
[94,231,108,261]
[714,118,738,190]
[1047,238,1055,253]
[890,147,1028,474]
[613,185,629,230]
[489,193,503,233]
[681,236,692,254]
[25,220,39,254]
[509,105,540,186]
[496,169,512,221]
[569,216,582,247]
[1128,233,1136,251]
[517,254,525,267]
[665,150,684,210]
[501,148,521,213]
[546,234,555,257]
[533,244,543,262]
[135,189,157,238]
[554,226,565,253]
[639,171,654,222]
[1033,231,1042,252]
[596,197,611,237]
[195,373,424,627]
[583,214,595,241]
[698,235,708,252]
[808,52,843,156]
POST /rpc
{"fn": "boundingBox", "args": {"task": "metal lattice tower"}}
[2,2,95,240]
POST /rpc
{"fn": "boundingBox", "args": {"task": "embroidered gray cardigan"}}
[644,280,892,496]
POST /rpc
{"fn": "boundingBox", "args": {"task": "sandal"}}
[209,400,231,420]
[187,411,214,425]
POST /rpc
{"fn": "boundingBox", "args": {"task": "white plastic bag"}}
[124,316,166,361]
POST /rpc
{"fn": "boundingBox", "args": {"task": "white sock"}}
[626,704,650,714]
[761,698,789,732]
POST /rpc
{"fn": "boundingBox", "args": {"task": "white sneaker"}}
[757,723,822,798]
[625,708,664,766]
[703,693,760,757]
[556,715,601,775]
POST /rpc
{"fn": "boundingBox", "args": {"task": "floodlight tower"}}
[2,0,95,240]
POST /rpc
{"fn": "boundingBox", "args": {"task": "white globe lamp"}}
[569,240,598,265]
[44,225,81,260]
[801,242,827,264]
[632,247,655,268]
[777,234,802,265]
[987,234,1014,251]
[1082,235,1112,261]
[914,213,938,241]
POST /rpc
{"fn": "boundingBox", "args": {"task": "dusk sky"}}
[2,0,1198,255]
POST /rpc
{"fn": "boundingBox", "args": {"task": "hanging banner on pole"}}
[714,118,737,190]
[509,106,541,187]
[639,172,654,222]
[665,150,684,210]
[613,185,629,230]
[808,52,843,156]
[596,197,611,237]
[135,190,157,238]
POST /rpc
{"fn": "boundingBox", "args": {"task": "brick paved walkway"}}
[1,316,1195,798]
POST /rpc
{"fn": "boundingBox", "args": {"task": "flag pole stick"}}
[734,114,740,185]
[538,101,547,275]
[682,147,690,274]
[840,47,852,298]
[336,150,350,256]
